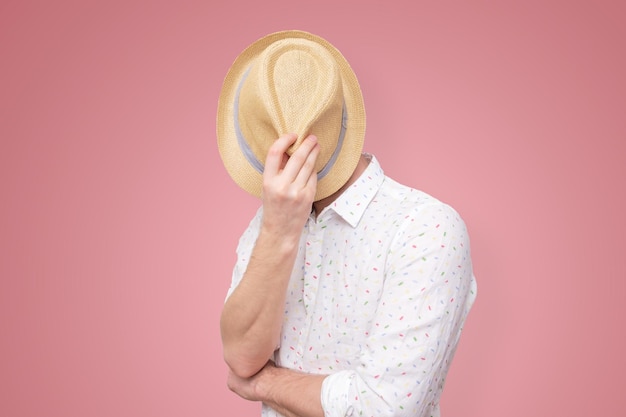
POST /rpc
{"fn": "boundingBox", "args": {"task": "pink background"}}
[1,0,625,416]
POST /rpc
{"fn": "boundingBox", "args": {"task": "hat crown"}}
[237,38,344,170]
[217,30,365,201]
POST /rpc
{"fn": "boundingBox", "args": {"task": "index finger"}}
[263,133,297,176]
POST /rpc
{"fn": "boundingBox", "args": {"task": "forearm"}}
[259,366,326,417]
[220,228,299,377]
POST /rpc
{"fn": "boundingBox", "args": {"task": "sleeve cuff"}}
[320,370,356,417]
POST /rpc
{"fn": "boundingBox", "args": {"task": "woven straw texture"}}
[216,30,366,200]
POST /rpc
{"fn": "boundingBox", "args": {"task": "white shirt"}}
[227,154,477,417]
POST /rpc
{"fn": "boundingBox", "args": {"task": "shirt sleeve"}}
[320,202,477,417]
[225,206,263,301]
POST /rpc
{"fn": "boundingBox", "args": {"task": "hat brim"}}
[216,30,366,201]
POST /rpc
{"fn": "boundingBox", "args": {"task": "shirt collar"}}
[323,154,385,228]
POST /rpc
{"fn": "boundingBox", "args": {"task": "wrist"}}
[258,225,301,254]
[253,362,278,403]
[254,364,327,417]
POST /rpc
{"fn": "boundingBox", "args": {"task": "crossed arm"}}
[220,133,326,416]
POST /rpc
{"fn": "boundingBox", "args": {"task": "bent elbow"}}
[223,351,265,379]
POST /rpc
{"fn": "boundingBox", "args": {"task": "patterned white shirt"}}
[227,154,477,417]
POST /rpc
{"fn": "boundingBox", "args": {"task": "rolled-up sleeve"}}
[320,203,477,417]
[225,206,263,301]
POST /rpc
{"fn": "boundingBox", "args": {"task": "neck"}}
[312,154,370,216]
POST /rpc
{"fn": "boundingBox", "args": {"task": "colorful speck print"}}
[227,155,477,417]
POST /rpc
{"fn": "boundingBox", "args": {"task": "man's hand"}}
[261,133,320,241]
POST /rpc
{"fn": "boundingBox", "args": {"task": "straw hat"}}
[216,30,366,201]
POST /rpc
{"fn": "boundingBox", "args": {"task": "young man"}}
[217,30,477,417]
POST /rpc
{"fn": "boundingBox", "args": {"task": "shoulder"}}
[371,176,472,265]
[375,175,468,233]
[379,180,475,294]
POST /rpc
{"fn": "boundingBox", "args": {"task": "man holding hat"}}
[218,30,477,417]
